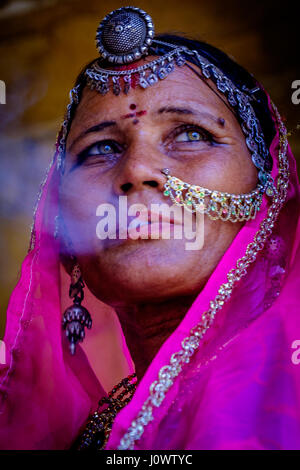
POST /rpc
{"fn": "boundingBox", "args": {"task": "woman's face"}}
[60,60,257,306]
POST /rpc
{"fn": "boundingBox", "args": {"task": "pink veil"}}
[0,89,299,449]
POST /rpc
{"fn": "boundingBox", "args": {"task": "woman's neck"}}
[114,295,197,381]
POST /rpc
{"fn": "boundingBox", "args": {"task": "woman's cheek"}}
[189,145,255,194]
[60,179,106,254]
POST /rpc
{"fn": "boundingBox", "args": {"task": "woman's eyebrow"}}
[156,106,224,127]
[67,120,117,152]
[158,106,194,115]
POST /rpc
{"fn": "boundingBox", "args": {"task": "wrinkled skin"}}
[60,58,257,381]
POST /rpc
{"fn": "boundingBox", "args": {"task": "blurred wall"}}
[0,0,299,338]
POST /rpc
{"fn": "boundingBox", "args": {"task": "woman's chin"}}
[88,255,203,306]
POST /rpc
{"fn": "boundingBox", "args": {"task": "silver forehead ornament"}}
[86,6,186,95]
[57,6,276,206]
[95,6,155,64]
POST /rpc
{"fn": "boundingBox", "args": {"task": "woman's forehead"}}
[74,64,230,123]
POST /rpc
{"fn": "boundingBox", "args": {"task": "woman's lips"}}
[127,221,178,239]
[116,210,183,240]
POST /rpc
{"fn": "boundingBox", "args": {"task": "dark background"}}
[0,0,299,337]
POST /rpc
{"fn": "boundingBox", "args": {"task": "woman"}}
[0,6,299,450]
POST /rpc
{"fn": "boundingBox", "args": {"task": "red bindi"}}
[122,112,135,119]
[121,108,147,120]
[130,103,137,110]
[136,110,147,117]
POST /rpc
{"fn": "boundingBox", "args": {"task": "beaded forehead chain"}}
[56,5,276,212]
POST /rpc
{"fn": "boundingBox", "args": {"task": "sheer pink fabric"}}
[0,93,299,450]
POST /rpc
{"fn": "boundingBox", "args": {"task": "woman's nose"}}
[112,142,167,195]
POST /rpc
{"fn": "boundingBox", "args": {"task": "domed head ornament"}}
[84,6,188,96]
[96,6,155,64]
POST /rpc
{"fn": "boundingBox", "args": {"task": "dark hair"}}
[71,33,275,150]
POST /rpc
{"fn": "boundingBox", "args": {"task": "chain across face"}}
[160,168,276,223]
[56,6,276,224]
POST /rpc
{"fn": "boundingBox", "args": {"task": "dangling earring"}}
[62,262,92,355]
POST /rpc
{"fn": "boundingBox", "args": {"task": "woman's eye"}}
[85,140,120,156]
[73,140,122,169]
[174,128,207,143]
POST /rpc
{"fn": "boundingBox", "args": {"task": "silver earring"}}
[62,263,92,355]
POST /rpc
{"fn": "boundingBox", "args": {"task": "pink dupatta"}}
[0,94,299,450]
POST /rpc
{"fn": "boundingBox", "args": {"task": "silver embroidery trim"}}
[29,157,56,252]
[116,103,289,449]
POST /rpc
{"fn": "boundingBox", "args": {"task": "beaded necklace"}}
[75,373,137,450]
